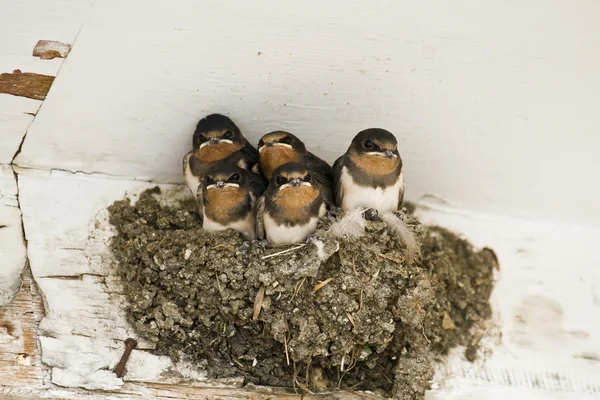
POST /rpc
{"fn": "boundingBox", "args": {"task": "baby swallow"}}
[255,131,334,206]
[200,163,267,240]
[256,163,327,245]
[333,128,404,212]
[183,114,259,196]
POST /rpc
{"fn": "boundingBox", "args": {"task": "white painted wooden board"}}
[14,0,600,226]
[11,168,600,398]
[0,96,39,164]
[415,199,600,398]
[0,165,27,305]
[0,0,93,77]
[16,169,177,390]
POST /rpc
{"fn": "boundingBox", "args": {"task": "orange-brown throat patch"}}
[273,185,319,221]
[349,153,399,176]
[259,146,299,179]
[196,142,241,163]
[204,186,246,223]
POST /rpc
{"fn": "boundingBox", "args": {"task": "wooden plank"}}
[13,0,600,225]
[416,200,600,398]
[0,267,45,388]
[0,383,382,400]
[0,95,40,164]
[0,0,94,77]
[0,165,27,305]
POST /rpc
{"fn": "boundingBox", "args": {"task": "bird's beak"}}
[215,180,225,189]
[290,178,302,187]
[384,150,396,159]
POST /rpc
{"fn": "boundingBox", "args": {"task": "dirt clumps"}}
[107,188,496,399]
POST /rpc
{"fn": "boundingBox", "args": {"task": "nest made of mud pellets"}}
[108,188,497,400]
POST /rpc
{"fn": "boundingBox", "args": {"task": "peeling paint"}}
[0,70,54,100]
[32,40,71,60]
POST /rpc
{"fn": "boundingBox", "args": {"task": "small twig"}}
[377,253,405,264]
[381,371,393,384]
[313,277,334,293]
[215,272,223,296]
[283,333,290,366]
[346,312,356,330]
[261,244,306,260]
[359,287,364,311]
[422,326,431,345]
[291,276,307,301]
[252,285,265,322]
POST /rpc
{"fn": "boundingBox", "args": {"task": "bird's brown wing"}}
[240,140,260,169]
[255,196,266,241]
[248,171,268,198]
[332,155,345,208]
[305,152,334,208]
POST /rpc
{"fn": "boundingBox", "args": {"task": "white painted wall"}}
[14,0,600,226]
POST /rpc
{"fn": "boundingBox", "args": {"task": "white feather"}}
[380,212,419,263]
[328,208,367,239]
[311,238,326,261]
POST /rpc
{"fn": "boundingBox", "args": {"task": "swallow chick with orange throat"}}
[255,131,334,207]
[333,128,404,213]
[183,113,258,197]
[199,163,267,240]
[256,163,327,245]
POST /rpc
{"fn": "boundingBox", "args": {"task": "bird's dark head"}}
[271,162,314,190]
[193,113,244,149]
[202,163,249,192]
[257,131,305,179]
[349,128,399,159]
[269,162,321,213]
[257,131,306,153]
[192,114,246,162]
[347,128,401,176]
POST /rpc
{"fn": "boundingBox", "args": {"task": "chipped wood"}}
[0,382,384,399]
[0,70,54,100]
[0,267,45,388]
[32,40,71,60]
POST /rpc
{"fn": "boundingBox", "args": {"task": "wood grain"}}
[0,267,45,388]
[0,70,54,101]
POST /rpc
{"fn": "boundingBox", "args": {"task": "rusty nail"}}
[114,338,137,378]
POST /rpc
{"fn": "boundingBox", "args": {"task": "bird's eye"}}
[275,176,287,186]
[280,136,292,144]
[304,174,312,182]
[205,176,214,184]
[223,130,234,139]
[229,173,241,182]
[258,139,264,148]
[364,140,374,149]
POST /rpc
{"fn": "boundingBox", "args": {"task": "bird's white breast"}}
[340,166,404,213]
[183,152,201,196]
[203,213,256,240]
[263,204,325,245]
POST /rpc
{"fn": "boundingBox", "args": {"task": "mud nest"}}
[108,188,497,399]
